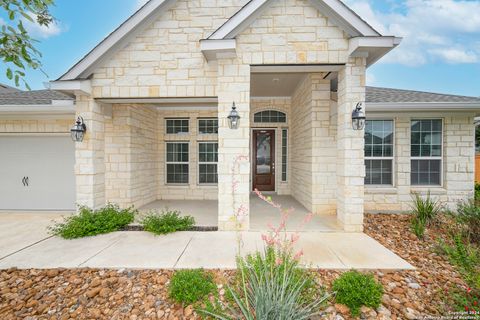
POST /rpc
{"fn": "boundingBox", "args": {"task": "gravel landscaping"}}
[0,214,473,319]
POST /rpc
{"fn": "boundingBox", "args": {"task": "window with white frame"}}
[166,142,189,184]
[411,119,442,186]
[281,129,288,182]
[364,120,394,185]
[166,118,189,134]
[198,142,218,184]
[254,110,286,123]
[198,118,218,134]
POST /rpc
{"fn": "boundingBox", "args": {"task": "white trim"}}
[368,102,480,112]
[49,80,92,95]
[208,0,271,39]
[364,119,395,187]
[199,39,237,61]
[251,65,343,73]
[349,36,402,66]
[165,141,190,185]
[58,0,176,80]
[197,141,219,185]
[97,97,218,104]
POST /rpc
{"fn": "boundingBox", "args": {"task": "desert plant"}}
[169,269,217,305]
[141,210,195,235]
[332,270,384,317]
[410,192,442,239]
[201,247,328,320]
[455,200,480,245]
[49,204,136,239]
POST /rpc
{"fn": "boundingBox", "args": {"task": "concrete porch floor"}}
[139,195,342,232]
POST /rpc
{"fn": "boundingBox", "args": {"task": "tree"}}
[0,0,55,89]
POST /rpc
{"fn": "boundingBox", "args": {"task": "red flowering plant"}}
[448,285,480,314]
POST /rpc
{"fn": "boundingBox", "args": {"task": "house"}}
[1,0,479,232]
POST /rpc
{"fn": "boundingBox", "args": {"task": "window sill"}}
[164,184,189,187]
[410,187,447,195]
[365,187,397,194]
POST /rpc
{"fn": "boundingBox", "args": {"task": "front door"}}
[253,130,275,191]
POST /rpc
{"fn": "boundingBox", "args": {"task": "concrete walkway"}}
[0,212,413,270]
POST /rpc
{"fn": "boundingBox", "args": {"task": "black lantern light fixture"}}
[227,102,241,129]
[352,102,366,130]
[70,116,87,142]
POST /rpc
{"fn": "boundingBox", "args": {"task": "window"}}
[198,118,218,134]
[254,110,286,123]
[166,119,189,134]
[198,142,218,184]
[282,129,288,182]
[411,119,442,186]
[166,143,189,184]
[364,120,394,185]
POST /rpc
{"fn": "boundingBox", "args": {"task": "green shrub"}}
[447,286,480,313]
[202,247,329,320]
[410,192,442,239]
[168,269,216,305]
[456,200,480,245]
[141,210,195,235]
[49,204,136,239]
[475,183,480,203]
[332,270,384,317]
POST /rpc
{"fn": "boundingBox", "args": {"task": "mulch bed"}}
[0,214,468,319]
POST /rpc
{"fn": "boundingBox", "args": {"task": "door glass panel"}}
[256,133,271,174]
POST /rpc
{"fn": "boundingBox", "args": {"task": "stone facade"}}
[365,113,475,212]
[0,119,70,133]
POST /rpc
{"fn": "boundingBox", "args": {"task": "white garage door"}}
[0,136,75,211]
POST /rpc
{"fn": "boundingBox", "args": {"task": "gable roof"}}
[366,86,480,104]
[0,90,74,106]
[56,0,393,82]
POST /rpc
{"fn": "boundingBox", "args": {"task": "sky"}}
[0,0,479,97]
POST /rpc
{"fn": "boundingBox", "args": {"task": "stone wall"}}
[0,119,70,133]
[364,113,475,212]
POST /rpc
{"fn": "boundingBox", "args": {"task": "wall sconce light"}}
[352,102,366,130]
[227,102,241,130]
[70,116,87,142]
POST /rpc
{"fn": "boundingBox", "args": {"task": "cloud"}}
[344,0,480,66]
[366,72,376,86]
[22,18,63,39]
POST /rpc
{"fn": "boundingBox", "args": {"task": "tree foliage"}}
[0,0,54,88]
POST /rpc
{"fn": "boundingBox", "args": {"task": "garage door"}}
[0,136,75,211]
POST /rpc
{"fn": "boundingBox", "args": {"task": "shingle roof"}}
[0,90,74,105]
[366,86,480,103]
[0,83,21,93]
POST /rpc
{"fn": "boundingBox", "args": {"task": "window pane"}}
[365,159,393,185]
[198,142,218,184]
[364,120,394,159]
[411,119,442,158]
[253,110,287,123]
[199,164,218,184]
[411,160,441,185]
[198,118,218,134]
[166,119,189,134]
[282,129,288,182]
[166,164,189,184]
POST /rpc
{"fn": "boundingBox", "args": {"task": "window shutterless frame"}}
[410,118,443,187]
[198,118,219,134]
[281,128,288,182]
[165,142,189,185]
[165,118,189,134]
[364,119,395,186]
[198,142,218,185]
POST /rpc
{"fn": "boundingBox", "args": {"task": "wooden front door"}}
[253,130,275,191]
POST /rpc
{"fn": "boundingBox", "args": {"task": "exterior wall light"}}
[352,102,366,130]
[227,102,241,129]
[70,116,87,142]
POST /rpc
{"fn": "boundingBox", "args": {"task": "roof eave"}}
[367,101,480,112]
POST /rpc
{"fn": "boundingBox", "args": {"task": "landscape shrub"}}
[49,204,136,239]
[410,192,442,239]
[475,183,480,203]
[448,286,480,313]
[455,200,480,245]
[168,269,216,305]
[332,270,384,317]
[141,210,195,235]
[201,247,328,320]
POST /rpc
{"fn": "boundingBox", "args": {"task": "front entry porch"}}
[139,195,342,232]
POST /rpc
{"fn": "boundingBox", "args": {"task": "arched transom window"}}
[253,110,287,123]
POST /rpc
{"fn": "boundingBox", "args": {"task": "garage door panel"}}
[0,136,75,211]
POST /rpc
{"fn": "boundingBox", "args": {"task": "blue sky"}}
[0,0,479,97]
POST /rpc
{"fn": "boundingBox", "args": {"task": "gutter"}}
[367,102,480,112]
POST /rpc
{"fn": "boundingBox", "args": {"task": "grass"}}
[168,269,217,305]
[332,270,383,317]
[49,204,136,239]
[140,210,195,235]
[455,200,480,245]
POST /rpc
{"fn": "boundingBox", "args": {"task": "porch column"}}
[336,58,366,232]
[75,95,106,209]
[217,59,251,231]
